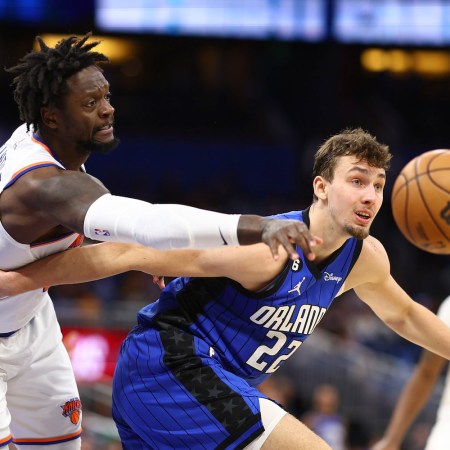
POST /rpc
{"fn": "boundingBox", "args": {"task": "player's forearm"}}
[0,243,139,297]
[0,243,218,298]
[83,194,241,249]
[82,194,318,261]
[391,303,450,360]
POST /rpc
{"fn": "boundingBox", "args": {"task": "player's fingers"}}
[267,239,281,260]
[292,224,323,261]
[274,232,300,260]
[283,242,300,261]
[153,275,165,290]
[287,224,317,260]
[261,219,319,261]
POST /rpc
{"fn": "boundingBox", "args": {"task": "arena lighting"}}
[34,34,138,64]
[361,48,450,77]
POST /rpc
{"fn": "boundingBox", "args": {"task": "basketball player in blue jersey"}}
[0,34,320,450]
[4,128,450,450]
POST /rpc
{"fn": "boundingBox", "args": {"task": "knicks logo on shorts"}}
[61,397,82,425]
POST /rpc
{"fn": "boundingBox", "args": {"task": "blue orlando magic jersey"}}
[137,208,362,388]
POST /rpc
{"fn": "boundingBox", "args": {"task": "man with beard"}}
[3,129,450,449]
[0,34,321,450]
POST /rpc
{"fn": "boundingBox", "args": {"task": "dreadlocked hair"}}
[6,33,109,131]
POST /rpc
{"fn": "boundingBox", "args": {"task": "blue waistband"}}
[0,330,18,338]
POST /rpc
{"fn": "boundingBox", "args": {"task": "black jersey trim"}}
[151,279,265,449]
[158,324,263,449]
[217,417,264,450]
[348,238,363,274]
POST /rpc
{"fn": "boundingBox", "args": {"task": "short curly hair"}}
[312,128,392,202]
[6,33,109,131]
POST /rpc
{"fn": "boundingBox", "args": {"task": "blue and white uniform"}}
[112,208,362,450]
[0,124,83,449]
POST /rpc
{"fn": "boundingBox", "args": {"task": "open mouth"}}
[355,210,372,224]
[95,124,114,139]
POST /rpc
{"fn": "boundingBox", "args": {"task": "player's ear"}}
[40,106,58,129]
[313,176,328,200]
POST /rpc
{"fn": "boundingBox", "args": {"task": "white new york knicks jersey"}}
[0,124,83,333]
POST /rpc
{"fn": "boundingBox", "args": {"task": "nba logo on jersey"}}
[94,228,111,236]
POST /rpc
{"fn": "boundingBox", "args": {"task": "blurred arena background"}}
[1,1,450,448]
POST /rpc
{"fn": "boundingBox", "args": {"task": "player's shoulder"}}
[360,235,388,259]
[351,235,390,282]
[340,236,390,293]
[2,124,58,165]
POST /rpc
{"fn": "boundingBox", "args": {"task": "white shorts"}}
[425,420,450,450]
[244,398,287,450]
[0,297,81,448]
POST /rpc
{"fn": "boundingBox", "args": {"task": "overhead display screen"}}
[334,0,450,46]
[96,0,327,41]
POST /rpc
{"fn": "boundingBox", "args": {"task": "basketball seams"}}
[391,149,450,254]
[415,169,450,243]
[403,170,414,242]
[392,168,450,194]
[423,168,450,195]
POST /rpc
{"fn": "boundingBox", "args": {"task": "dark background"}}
[1,1,450,448]
[0,1,448,301]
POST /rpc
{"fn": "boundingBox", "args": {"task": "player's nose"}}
[362,185,377,203]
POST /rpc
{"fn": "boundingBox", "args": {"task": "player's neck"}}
[309,203,349,260]
[36,129,90,170]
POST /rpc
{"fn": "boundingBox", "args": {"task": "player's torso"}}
[0,124,83,333]
[139,210,362,387]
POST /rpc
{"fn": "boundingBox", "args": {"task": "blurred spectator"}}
[301,384,348,450]
[258,374,302,416]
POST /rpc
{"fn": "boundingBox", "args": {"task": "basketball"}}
[391,149,450,254]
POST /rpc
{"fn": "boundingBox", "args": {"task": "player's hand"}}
[261,218,322,261]
[152,275,165,290]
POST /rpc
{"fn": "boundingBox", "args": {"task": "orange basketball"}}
[391,149,450,254]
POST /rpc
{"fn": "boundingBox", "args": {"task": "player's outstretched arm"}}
[351,238,450,360]
[0,242,285,298]
[371,349,446,450]
[0,243,139,297]
[82,194,321,260]
[11,168,322,260]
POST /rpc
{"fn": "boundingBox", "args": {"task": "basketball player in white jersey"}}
[0,34,320,449]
